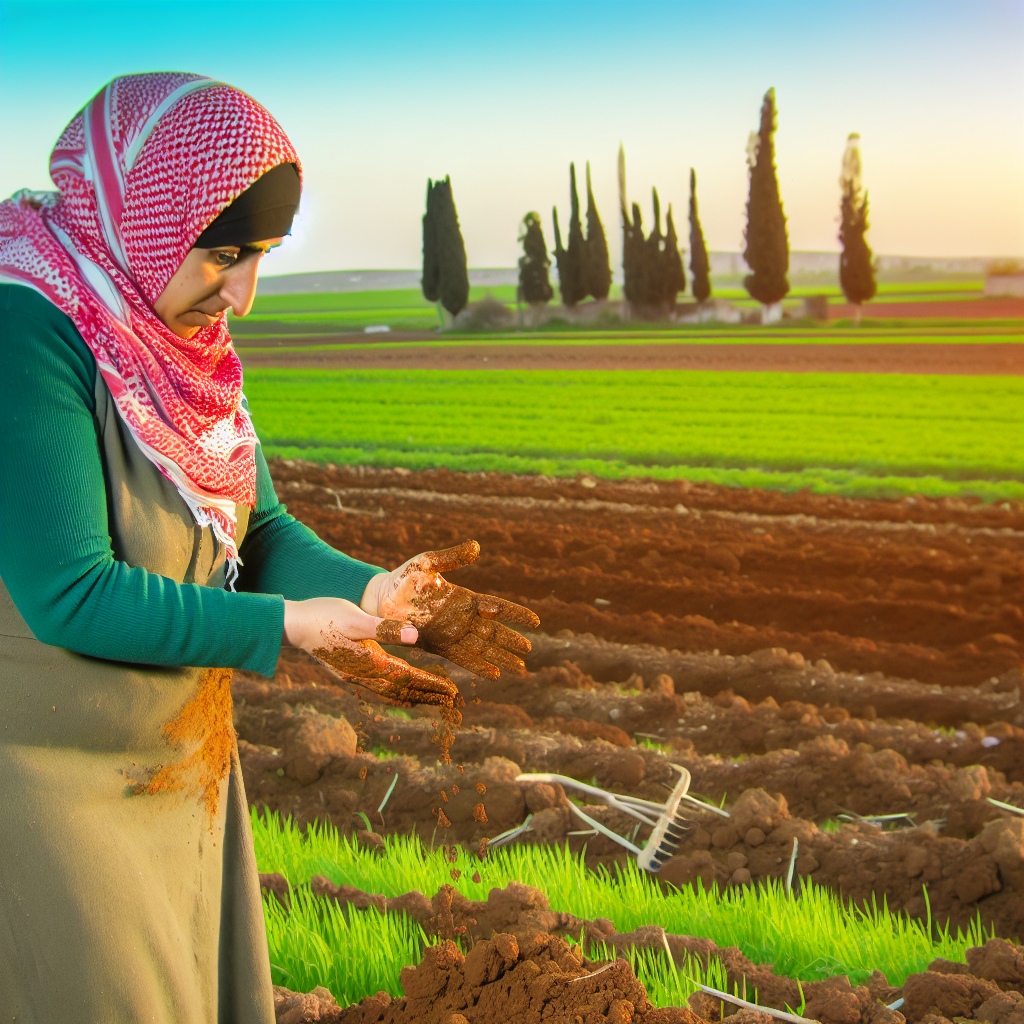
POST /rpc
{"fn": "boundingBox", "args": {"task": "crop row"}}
[254,811,992,1008]
[245,369,1024,486]
[244,280,986,318]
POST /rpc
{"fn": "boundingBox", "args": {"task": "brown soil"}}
[269,461,1024,688]
[239,341,1024,373]
[265,874,1024,1024]
[272,929,700,1024]
[247,461,1024,1018]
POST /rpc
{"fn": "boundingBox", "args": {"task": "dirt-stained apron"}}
[0,373,274,1024]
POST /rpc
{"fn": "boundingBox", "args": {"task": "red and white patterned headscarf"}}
[0,72,301,586]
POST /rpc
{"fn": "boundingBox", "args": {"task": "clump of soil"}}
[273,930,702,1024]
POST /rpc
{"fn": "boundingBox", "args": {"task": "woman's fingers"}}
[375,619,418,645]
[422,539,481,575]
[476,594,541,628]
[473,644,528,676]
[470,619,533,655]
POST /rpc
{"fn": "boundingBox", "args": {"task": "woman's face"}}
[153,238,282,339]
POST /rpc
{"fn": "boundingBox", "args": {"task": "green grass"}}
[244,368,1024,502]
[254,812,993,1007]
[236,329,1022,350]
[238,279,1003,332]
[248,280,987,317]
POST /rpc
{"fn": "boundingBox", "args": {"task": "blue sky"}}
[1,0,1022,274]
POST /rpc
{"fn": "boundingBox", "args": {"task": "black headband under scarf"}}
[194,162,300,248]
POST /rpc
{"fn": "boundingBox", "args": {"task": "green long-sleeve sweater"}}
[0,284,384,678]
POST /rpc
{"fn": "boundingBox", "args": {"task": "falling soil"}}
[133,666,236,828]
[310,634,464,763]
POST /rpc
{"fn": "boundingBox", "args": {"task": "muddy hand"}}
[311,631,464,712]
[375,539,540,679]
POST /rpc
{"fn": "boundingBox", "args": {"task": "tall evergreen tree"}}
[640,187,666,309]
[743,88,789,310]
[421,179,440,303]
[431,176,469,317]
[518,212,553,305]
[551,206,569,306]
[663,204,686,306]
[618,144,642,307]
[688,168,712,304]
[554,164,586,306]
[582,161,611,300]
[838,133,877,324]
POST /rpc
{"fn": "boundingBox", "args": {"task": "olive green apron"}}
[0,373,274,1023]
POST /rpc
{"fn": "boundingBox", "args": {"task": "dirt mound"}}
[517,638,1023,728]
[269,461,1023,688]
[272,932,697,1024]
[266,878,1022,1023]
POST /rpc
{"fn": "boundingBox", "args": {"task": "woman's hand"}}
[309,632,464,714]
[283,598,462,714]
[282,597,418,654]
[364,540,541,679]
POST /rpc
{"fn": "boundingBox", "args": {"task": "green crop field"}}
[255,812,992,1009]
[244,368,1024,502]
[235,278,999,332]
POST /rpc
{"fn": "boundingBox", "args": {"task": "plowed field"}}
[241,460,1024,1023]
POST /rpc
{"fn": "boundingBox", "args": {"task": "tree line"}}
[422,89,877,320]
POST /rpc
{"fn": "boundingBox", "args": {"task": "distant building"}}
[984,271,1024,298]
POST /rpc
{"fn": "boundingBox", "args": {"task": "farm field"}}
[244,368,1024,502]
[239,293,1023,1023]
[233,278,1023,340]
[242,461,1024,1022]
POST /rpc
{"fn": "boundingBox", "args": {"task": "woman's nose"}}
[219,257,262,318]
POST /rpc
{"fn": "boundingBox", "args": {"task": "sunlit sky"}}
[1,0,1022,275]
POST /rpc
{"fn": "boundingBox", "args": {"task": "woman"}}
[0,73,537,1023]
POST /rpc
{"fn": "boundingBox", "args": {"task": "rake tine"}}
[690,983,819,1024]
[987,797,1024,816]
[516,773,660,826]
[565,803,644,856]
[486,814,534,850]
[682,793,732,818]
[785,838,799,893]
[377,773,399,818]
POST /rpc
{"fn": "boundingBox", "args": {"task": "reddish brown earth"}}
[238,341,1023,373]
[269,461,1024,688]
[246,462,1024,1020]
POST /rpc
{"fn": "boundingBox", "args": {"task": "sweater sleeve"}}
[0,285,284,677]
[236,449,386,602]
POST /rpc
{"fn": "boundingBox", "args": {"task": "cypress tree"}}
[640,188,665,309]
[618,144,645,308]
[518,211,553,305]
[626,201,645,308]
[582,161,612,300]
[432,176,469,317]
[688,168,712,304]
[743,88,790,310]
[663,204,686,307]
[551,206,568,306]
[421,179,440,303]
[838,133,877,324]
[556,164,586,307]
